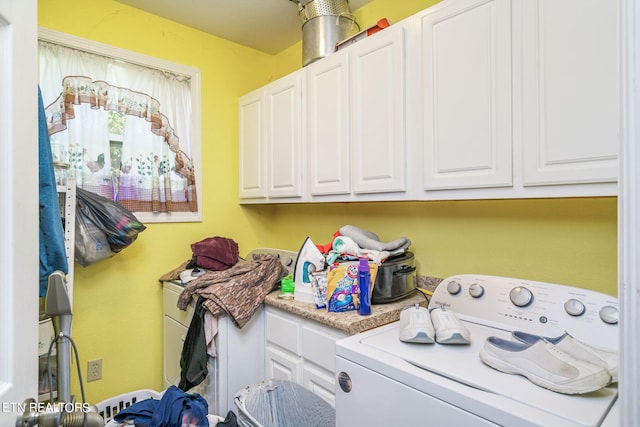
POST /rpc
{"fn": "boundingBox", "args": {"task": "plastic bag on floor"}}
[234,380,335,427]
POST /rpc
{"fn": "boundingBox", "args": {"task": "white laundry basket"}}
[95,389,161,424]
[96,388,225,426]
[234,380,335,427]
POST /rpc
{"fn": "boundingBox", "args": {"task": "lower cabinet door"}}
[265,345,303,383]
[163,315,187,388]
[303,363,338,407]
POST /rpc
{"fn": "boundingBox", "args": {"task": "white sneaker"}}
[479,336,612,395]
[399,304,434,343]
[512,331,618,383]
[430,305,471,344]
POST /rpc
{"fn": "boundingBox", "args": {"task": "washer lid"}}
[338,321,617,427]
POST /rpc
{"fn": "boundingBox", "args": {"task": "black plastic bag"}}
[76,187,146,253]
[75,205,114,267]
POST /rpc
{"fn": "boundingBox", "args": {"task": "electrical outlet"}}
[87,358,102,382]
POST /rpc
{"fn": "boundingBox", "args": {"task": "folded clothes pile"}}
[317,224,411,264]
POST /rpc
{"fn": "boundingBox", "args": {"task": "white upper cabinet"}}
[305,24,408,200]
[239,90,266,199]
[420,0,513,190]
[306,49,351,196]
[265,72,304,198]
[239,70,304,202]
[238,0,618,204]
[350,25,407,194]
[516,0,618,186]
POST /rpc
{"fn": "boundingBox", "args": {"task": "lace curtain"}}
[39,40,198,215]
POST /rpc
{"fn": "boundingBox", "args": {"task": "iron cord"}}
[45,332,89,427]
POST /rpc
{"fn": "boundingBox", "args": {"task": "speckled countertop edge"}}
[265,276,443,335]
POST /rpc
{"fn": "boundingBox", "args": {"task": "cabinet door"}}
[265,346,303,383]
[421,0,512,190]
[350,26,407,194]
[265,306,301,355]
[307,51,351,196]
[519,0,618,185]
[238,90,266,199]
[265,72,304,198]
[301,322,347,372]
[164,316,188,388]
[303,363,337,407]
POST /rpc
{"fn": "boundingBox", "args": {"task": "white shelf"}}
[56,179,75,303]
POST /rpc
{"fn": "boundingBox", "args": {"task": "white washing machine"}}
[335,274,619,427]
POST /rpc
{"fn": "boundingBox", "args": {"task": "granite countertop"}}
[264,276,443,335]
[163,266,443,336]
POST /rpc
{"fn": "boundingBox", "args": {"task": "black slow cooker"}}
[372,251,416,304]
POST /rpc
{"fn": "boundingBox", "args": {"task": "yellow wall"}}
[38,0,618,404]
[38,0,278,403]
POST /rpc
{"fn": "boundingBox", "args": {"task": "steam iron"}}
[293,237,325,304]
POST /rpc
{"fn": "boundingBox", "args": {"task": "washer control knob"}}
[446,280,462,295]
[509,286,533,307]
[599,305,619,325]
[468,283,484,298]
[564,298,586,317]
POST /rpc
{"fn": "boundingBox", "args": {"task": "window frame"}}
[38,27,203,223]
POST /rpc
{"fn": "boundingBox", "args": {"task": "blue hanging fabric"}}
[39,86,69,297]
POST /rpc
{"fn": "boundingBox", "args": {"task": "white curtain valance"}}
[39,39,198,214]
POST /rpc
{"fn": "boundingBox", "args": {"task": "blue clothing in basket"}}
[114,386,209,426]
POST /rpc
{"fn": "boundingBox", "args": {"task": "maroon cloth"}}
[190,236,239,271]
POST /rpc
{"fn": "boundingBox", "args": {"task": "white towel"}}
[204,310,218,357]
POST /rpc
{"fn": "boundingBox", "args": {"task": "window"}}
[38,28,202,223]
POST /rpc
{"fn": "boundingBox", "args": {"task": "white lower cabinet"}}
[302,363,338,407]
[163,284,195,388]
[265,346,302,383]
[265,306,348,406]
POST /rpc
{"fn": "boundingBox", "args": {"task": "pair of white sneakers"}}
[399,304,471,344]
[479,331,618,395]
